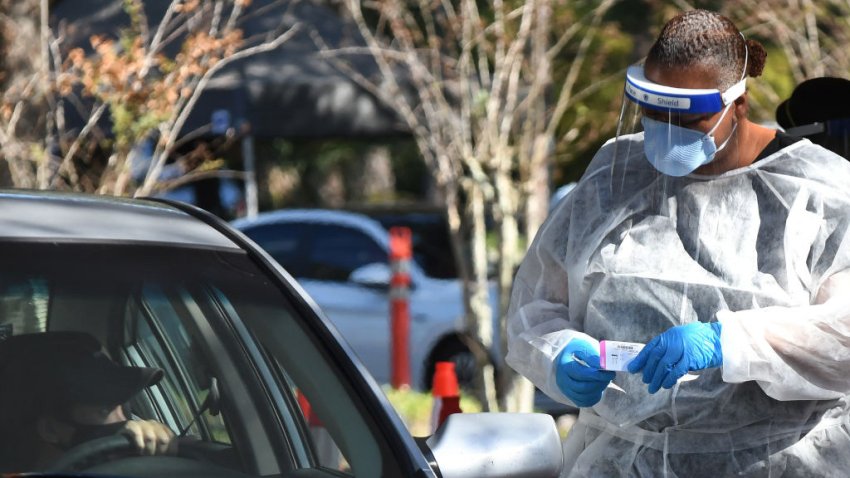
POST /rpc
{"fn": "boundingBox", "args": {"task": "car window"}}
[204,286,356,473]
[124,284,231,444]
[0,242,409,477]
[0,279,49,334]
[303,225,387,281]
[227,286,399,477]
[369,212,458,279]
[262,349,349,472]
[240,223,308,276]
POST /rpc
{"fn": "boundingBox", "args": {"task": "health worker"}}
[506,9,850,477]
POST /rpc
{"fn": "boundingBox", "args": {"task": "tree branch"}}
[139,23,301,195]
[55,102,108,191]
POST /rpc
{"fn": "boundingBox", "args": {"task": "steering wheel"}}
[47,433,139,472]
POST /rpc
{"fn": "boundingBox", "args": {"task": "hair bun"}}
[746,39,767,78]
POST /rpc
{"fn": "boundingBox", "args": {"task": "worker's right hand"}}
[122,419,177,456]
[555,339,616,407]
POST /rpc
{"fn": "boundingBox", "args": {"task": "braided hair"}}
[646,10,767,91]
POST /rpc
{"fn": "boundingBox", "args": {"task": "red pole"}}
[389,226,412,389]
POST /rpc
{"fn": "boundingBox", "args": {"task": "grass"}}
[382,386,482,437]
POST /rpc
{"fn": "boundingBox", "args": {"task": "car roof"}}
[231,208,391,243]
[0,190,240,250]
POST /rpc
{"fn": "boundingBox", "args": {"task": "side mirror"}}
[348,262,393,289]
[426,413,563,478]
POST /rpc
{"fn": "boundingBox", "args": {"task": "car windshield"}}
[0,241,405,477]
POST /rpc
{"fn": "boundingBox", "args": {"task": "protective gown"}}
[506,134,850,477]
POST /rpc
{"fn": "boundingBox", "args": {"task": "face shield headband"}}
[625,65,747,115]
[626,31,749,115]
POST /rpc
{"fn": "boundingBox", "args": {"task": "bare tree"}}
[0,0,51,188]
[720,0,850,116]
[735,0,850,82]
[321,0,617,411]
[0,0,299,197]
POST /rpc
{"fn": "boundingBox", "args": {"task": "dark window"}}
[241,223,308,276]
[303,225,387,282]
[0,242,407,476]
[126,285,232,444]
[0,279,49,334]
[369,212,458,279]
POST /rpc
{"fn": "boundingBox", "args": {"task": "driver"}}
[0,331,177,472]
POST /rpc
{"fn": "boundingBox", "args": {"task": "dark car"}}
[0,190,563,477]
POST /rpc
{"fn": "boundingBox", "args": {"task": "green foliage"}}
[382,386,482,437]
[123,0,143,25]
[28,143,47,165]
[550,4,637,185]
[119,30,137,56]
[748,45,796,123]
[256,138,424,209]
[109,103,165,151]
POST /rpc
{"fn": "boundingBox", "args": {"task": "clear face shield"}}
[612,62,748,179]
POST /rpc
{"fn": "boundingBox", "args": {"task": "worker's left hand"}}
[627,322,722,394]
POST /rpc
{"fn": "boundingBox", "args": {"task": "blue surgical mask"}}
[642,104,737,177]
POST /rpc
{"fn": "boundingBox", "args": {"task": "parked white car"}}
[232,209,498,391]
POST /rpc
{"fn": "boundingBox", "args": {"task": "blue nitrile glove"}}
[627,322,722,394]
[555,339,617,407]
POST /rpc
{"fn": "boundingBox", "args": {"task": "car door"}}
[297,223,394,384]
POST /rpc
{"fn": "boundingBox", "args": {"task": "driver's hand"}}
[121,420,177,456]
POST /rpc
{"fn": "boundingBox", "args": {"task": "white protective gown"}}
[507,134,850,477]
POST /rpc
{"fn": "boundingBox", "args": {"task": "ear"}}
[734,92,749,118]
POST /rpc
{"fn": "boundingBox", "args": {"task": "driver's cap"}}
[0,332,163,424]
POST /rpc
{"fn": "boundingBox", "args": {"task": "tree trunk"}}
[493,157,521,411]
[502,374,536,413]
[467,182,498,412]
[525,134,552,239]
[500,133,552,413]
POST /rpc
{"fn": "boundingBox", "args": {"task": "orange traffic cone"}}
[430,361,462,432]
